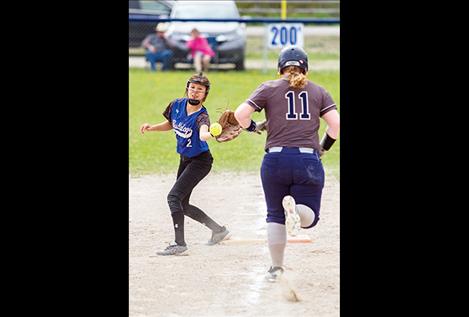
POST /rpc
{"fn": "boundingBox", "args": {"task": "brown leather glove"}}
[215,110,242,142]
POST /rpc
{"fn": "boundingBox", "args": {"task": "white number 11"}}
[285,91,310,120]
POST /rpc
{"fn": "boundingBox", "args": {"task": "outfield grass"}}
[130,69,339,178]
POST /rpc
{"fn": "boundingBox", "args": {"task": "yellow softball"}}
[210,123,222,137]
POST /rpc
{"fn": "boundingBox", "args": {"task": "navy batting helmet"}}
[278,46,308,74]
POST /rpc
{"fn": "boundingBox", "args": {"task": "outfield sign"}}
[267,23,304,48]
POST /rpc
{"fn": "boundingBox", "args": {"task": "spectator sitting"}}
[141,23,174,71]
[187,28,215,73]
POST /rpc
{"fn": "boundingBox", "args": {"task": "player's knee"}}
[301,215,320,229]
[297,205,318,229]
[183,206,193,217]
[167,193,182,213]
[299,211,314,228]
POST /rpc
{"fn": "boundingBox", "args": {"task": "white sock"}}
[267,222,286,267]
[296,204,316,228]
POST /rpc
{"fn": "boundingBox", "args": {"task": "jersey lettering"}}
[298,91,311,120]
[285,91,310,120]
[285,91,298,120]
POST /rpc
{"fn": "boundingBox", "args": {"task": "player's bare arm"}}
[320,109,340,155]
[321,109,340,139]
[235,103,264,134]
[234,102,255,128]
[140,120,172,134]
[199,124,213,141]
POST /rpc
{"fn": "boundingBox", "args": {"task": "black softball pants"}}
[167,151,222,245]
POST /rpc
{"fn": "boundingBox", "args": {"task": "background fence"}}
[236,0,339,19]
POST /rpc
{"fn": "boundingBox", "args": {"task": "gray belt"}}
[267,147,315,153]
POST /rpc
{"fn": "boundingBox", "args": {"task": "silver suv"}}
[165,0,246,70]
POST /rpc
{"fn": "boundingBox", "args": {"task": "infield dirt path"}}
[130,171,339,317]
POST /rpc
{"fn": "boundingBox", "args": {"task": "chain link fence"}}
[237,0,340,19]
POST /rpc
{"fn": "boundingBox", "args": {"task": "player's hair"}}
[283,66,307,89]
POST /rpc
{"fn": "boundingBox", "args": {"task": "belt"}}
[267,147,315,154]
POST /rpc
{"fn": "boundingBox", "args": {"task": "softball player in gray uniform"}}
[140,73,230,256]
[234,46,340,281]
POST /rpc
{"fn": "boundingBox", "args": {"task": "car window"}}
[172,2,239,19]
[129,0,139,10]
[136,0,171,14]
[140,1,167,11]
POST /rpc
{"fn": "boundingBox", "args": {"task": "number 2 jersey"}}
[246,78,337,151]
[163,98,211,158]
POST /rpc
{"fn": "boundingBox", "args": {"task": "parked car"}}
[165,0,246,70]
[129,0,174,48]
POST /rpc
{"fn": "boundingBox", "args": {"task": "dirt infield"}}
[129,172,339,317]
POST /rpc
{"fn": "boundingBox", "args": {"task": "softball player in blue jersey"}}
[234,46,340,281]
[140,73,230,256]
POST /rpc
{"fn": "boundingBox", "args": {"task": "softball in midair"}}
[210,123,222,137]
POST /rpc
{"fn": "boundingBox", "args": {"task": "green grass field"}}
[129,69,339,178]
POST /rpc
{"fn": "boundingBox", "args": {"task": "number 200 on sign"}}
[268,24,304,48]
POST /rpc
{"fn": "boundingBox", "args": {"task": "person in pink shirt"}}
[187,28,215,73]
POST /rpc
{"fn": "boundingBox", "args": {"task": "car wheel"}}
[235,58,245,71]
[167,60,176,70]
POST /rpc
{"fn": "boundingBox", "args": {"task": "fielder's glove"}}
[215,110,242,142]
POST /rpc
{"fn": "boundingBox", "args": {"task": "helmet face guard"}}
[278,46,309,74]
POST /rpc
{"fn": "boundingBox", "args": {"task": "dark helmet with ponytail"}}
[278,46,308,74]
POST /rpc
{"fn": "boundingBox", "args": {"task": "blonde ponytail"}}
[283,66,307,89]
